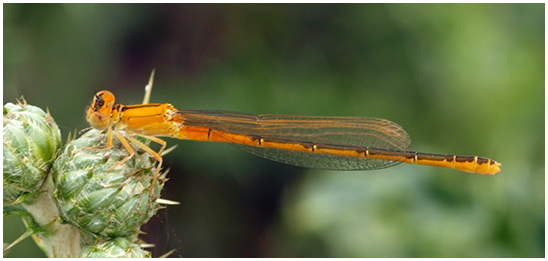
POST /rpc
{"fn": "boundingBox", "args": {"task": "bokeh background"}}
[3,3,544,258]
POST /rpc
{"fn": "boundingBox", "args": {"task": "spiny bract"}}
[3,101,62,204]
[80,237,151,258]
[53,129,167,238]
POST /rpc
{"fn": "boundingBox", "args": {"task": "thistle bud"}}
[53,129,166,238]
[80,237,151,258]
[3,100,62,204]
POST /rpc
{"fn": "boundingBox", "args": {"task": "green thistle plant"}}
[80,237,151,258]
[53,129,167,238]
[3,98,171,258]
[3,100,61,205]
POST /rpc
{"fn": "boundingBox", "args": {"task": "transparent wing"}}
[177,110,411,170]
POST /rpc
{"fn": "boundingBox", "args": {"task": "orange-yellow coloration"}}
[86,90,501,175]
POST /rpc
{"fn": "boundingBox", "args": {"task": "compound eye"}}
[93,91,115,111]
[93,95,105,111]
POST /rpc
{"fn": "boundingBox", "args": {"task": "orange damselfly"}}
[86,82,501,178]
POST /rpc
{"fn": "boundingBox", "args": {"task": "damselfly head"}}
[86,90,116,130]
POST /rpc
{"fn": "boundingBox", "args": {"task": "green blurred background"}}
[3,3,544,258]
